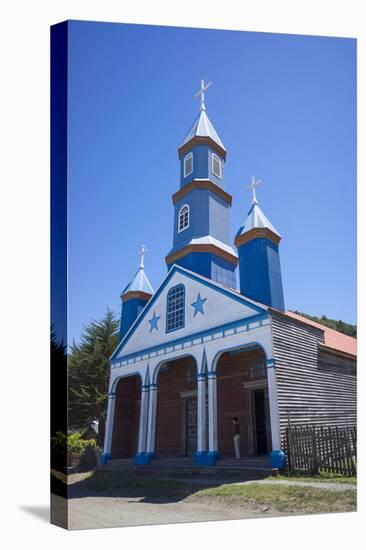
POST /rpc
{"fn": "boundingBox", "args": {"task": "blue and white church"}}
[101,80,356,469]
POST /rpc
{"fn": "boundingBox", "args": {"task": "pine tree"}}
[68,309,119,447]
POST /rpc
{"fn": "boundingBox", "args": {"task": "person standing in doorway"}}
[232,416,240,459]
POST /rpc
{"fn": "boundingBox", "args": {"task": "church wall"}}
[216,348,269,457]
[271,311,357,441]
[111,375,141,458]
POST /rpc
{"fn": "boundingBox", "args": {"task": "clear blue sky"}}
[66,20,356,345]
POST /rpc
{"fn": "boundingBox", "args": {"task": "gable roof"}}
[285,311,357,357]
[179,109,226,152]
[111,264,268,361]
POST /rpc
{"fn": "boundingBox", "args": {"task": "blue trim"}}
[197,374,207,381]
[265,358,276,368]
[110,264,267,361]
[194,452,217,466]
[145,452,156,459]
[269,450,286,469]
[108,392,116,398]
[100,452,112,465]
[111,312,268,366]
[149,383,158,390]
[135,453,152,465]
[207,371,217,379]
[110,370,143,393]
[142,384,150,391]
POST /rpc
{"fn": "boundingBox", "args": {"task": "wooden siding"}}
[271,311,357,441]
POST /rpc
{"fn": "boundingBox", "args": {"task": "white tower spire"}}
[194,77,213,112]
[139,244,148,269]
[246,176,261,205]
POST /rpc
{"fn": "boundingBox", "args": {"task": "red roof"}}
[285,311,357,357]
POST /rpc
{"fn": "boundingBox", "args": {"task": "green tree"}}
[68,309,119,447]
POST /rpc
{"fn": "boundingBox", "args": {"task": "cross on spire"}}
[246,176,261,205]
[194,75,212,111]
[139,244,148,268]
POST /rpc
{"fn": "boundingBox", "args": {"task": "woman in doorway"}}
[232,416,240,459]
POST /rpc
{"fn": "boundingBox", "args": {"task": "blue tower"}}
[235,178,285,310]
[165,80,238,288]
[119,246,154,341]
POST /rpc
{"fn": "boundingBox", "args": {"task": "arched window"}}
[178,204,190,233]
[166,284,185,332]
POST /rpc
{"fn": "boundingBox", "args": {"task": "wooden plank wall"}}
[271,311,357,443]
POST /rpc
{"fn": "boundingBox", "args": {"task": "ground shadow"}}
[59,467,270,505]
[20,505,50,523]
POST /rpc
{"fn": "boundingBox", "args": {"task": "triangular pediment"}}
[111,265,267,361]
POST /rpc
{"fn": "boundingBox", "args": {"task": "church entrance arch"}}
[215,346,272,458]
[155,355,199,458]
[111,374,141,458]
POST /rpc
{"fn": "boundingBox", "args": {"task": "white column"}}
[103,391,116,457]
[146,383,158,456]
[266,359,281,450]
[207,372,218,454]
[137,384,149,454]
[196,374,207,453]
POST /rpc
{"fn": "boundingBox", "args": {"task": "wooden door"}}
[185,398,198,456]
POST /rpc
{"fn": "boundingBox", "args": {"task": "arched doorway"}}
[155,356,199,458]
[111,374,141,458]
[216,346,271,458]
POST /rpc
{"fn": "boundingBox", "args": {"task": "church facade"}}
[101,81,356,468]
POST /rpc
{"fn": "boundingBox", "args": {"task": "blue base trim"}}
[99,452,112,465]
[269,450,286,469]
[134,453,152,465]
[194,452,217,466]
[145,452,156,459]
[207,451,221,459]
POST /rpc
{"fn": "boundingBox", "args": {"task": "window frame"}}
[166,283,186,333]
[211,153,222,179]
[178,203,190,233]
[183,152,193,178]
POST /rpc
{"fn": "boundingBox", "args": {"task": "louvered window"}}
[184,153,193,177]
[212,153,222,178]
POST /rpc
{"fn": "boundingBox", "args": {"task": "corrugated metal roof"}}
[285,311,357,357]
[179,109,226,152]
[236,202,281,238]
[122,267,154,295]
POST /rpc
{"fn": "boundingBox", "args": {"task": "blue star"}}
[191,293,207,317]
[148,311,160,332]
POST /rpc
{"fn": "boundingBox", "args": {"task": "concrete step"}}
[98,456,276,477]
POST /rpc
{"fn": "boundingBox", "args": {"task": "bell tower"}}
[165,79,238,288]
[235,178,285,310]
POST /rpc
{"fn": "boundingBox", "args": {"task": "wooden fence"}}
[285,424,357,476]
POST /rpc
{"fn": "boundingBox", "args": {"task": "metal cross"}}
[246,176,261,204]
[194,77,213,111]
[139,244,148,268]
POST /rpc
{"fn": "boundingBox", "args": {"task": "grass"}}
[82,471,356,514]
[193,483,357,514]
[268,472,357,484]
